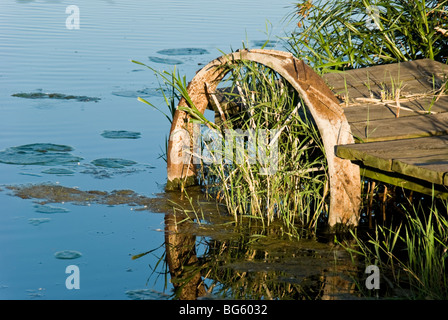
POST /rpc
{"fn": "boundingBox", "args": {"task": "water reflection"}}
[142,208,361,300]
[5,183,361,300]
[164,213,206,299]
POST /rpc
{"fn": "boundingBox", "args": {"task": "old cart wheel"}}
[166,49,361,227]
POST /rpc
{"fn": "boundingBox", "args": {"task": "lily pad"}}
[125,289,170,300]
[91,158,137,169]
[16,143,74,153]
[41,168,75,175]
[12,92,100,102]
[251,39,280,48]
[111,87,168,98]
[148,56,183,65]
[0,143,83,166]
[156,48,209,56]
[100,130,141,139]
[28,218,51,226]
[54,250,82,260]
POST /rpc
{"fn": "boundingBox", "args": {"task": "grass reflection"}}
[5,183,361,300]
[139,209,360,300]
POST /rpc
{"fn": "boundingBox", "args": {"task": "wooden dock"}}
[324,59,448,198]
[166,50,448,226]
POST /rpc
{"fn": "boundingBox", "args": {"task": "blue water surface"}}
[0,0,292,299]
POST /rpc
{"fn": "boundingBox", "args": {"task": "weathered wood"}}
[324,59,448,94]
[360,167,448,199]
[349,112,448,142]
[167,54,448,227]
[343,96,448,122]
[167,49,361,227]
[325,59,448,198]
[336,135,448,186]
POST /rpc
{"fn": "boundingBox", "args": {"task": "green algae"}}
[165,176,198,191]
[5,184,161,208]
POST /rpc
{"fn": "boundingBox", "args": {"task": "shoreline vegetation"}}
[135,0,448,299]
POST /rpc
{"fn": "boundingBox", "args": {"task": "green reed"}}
[342,195,448,299]
[285,0,448,73]
[134,57,329,237]
[196,60,329,236]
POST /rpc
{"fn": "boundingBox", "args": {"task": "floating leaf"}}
[0,143,82,166]
[148,56,183,65]
[91,158,137,169]
[100,130,141,139]
[54,250,82,260]
[12,92,100,102]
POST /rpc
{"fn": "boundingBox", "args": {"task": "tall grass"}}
[343,196,448,299]
[284,0,448,298]
[198,60,329,235]
[285,0,448,73]
[134,58,329,236]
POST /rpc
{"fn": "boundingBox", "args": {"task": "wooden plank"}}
[349,112,448,142]
[336,135,448,186]
[337,78,447,103]
[324,59,448,92]
[328,60,448,193]
[325,60,448,123]
[360,167,448,199]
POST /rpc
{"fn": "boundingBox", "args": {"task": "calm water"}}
[0,0,359,300]
[0,0,296,300]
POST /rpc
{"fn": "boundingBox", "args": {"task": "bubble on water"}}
[91,158,137,169]
[156,48,209,56]
[34,204,69,214]
[148,56,183,65]
[54,250,82,260]
[100,130,141,139]
[0,143,83,166]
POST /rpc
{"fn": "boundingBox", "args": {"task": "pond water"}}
[0,0,362,300]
